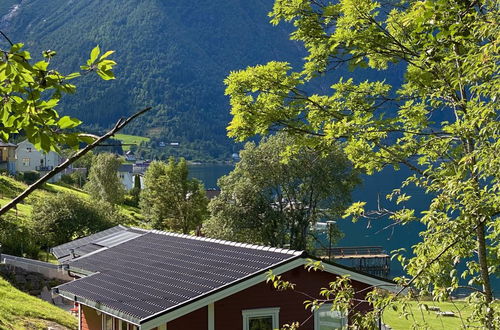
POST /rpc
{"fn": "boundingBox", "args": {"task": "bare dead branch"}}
[0,106,152,217]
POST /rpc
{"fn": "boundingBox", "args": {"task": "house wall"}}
[166,306,208,330]
[213,266,371,330]
[0,147,15,162]
[0,146,17,173]
[15,140,62,181]
[119,172,134,190]
[82,305,102,330]
[78,266,373,330]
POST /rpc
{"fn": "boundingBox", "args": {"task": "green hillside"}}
[115,134,150,151]
[0,0,303,160]
[0,277,77,329]
[0,175,142,221]
[0,175,144,260]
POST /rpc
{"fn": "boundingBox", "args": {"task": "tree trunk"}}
[476,218,494,329]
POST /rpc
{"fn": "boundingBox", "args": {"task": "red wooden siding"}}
[166,306,208,330]
[214,266,372,330]
[78,266,374,329]
[82,305,102,330]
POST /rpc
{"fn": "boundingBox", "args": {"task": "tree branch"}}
[0,30,14,46]
[0,106,152,217]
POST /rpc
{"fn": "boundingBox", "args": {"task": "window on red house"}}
[314,304,347,330]
[242,307,280,330]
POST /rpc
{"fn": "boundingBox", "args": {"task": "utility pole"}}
[326,220,336,262]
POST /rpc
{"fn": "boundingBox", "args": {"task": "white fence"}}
[0,253,73,281]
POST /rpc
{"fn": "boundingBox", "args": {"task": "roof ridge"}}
[128,226,303,256]
[125,226,150,233]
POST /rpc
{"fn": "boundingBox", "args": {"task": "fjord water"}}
[189,164,499,294]
[188,163,427,261]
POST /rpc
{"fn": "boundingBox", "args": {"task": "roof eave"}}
[56,289,141,325]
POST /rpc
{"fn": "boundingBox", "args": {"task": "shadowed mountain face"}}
[1,0,304,159]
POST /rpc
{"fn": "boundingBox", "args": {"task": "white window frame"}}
[22,158,30,167]
[242,307,280,330]
[102,313,114,330]
[314,304,347,330]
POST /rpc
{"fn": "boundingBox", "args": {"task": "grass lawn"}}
[0,277,77,329]
[0,197,32,218]
[382,300,495,329]
[44,182,89,199]
[1,174,144,220]
[115,133,150,151]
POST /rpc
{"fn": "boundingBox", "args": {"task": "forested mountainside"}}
[1,0,304,160]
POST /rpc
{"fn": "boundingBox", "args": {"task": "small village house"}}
[118,164,135,190]
[15,140,63,182]
[51,226,397,330]
[118,164,145,190]
[125,151,136,162]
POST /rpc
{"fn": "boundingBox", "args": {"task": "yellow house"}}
[0,142,17,173]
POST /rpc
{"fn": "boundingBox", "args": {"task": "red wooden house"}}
[51,226,396,330]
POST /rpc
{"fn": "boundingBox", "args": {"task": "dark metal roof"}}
[55,230,302,321]
[118,164,134,173]
[0,142,16,147]
[51,225,146,261]
[205,189,221,200]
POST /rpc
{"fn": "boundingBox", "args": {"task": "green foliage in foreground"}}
[225,0,499,327]
[0,277,77,329]
[0,39,115,151]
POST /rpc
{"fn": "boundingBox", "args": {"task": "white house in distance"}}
[118,163,146,190]
[124,150,136,162]
[15,140,63,182]
[118,164,135,190]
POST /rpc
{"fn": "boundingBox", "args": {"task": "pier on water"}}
[317,246,390,278]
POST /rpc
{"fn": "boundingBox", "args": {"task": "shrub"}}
[18,171,40,185]
[0,214,39,258]
[60,174,75,185]
[30,192,124,248]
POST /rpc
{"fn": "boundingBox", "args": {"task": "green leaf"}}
[10,43,24,53]
[89,45,100,64]
[99,50,115,60]
[57,116,82,129]
[42,50,57,58]
[65,72,81,80]
[97,70,115,80]
[33,61,49,71]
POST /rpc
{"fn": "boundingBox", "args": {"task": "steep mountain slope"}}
[1,0,304,159]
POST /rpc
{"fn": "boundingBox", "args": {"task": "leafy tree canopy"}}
[84,153,125,205]
[224,0,499,327]
[204,133,359,250]
[140,158,208,234]
[30,192,121,247]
